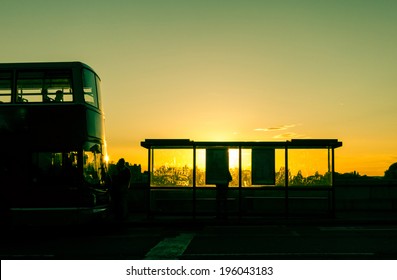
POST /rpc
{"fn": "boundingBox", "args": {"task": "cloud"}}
[254,124,307,139]
[254,124,297,132]
[273,133,308,139]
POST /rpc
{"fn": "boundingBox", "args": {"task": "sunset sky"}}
[2,0,396,176]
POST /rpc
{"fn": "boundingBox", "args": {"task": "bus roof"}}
[0,61,98,76]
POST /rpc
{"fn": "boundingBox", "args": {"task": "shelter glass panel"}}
[195,149,207,186]
[151,149,193,187]
[287,149,332,186]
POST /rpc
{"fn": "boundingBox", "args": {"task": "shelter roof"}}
[141,139,343,149]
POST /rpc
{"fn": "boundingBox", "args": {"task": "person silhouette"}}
[216,167,232,219]
[111,158,131,220]
[42,88,51,102]
[55,90,63,102]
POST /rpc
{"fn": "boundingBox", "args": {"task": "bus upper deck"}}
[0,61,101,106]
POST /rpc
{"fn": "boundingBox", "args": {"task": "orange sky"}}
[2,1,397,176]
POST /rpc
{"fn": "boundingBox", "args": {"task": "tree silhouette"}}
[291,170,305,186]
[150,165,333,186]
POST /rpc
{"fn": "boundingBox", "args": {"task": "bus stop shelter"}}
[140,139,343,218]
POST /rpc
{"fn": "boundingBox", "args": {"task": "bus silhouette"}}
[0,62,110,225]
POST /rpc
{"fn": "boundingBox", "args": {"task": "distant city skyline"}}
[2,1,396,176]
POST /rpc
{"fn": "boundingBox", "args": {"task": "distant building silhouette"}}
[385,163,397,180]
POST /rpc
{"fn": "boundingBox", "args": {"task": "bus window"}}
[0,71,12,103]
[83,143,104,185]
[16,71,73,103]
[83,69,98,108]
[96,75,102,109]
[31,152,79,186]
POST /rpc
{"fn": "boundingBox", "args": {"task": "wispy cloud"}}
[254,124,307,139]
[273,133,309,139]
[254,124,297,132]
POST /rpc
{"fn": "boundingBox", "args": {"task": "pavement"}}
[5,207,397,231]
[3,210,397,260]
[121,210,397,227]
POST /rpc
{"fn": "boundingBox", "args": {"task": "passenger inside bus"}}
[55,90,63,102]
[42,88,51,102]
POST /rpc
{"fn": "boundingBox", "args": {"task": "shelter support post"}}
[285,142,289,217]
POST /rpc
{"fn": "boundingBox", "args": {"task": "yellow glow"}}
[229,149,239,169]
[196,149,206,169]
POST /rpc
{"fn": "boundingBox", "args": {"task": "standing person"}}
[111,158,131,220]
[216,167,232,219]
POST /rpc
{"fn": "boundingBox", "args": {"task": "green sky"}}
[2,0,397,175]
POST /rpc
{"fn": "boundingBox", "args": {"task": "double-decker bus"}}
[0,62,110,225]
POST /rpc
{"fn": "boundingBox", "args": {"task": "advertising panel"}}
[252,148,275,185]
[205,149,230,184]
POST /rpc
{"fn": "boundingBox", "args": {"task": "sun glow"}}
[229,149,239,169]
[104,154,110,164]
